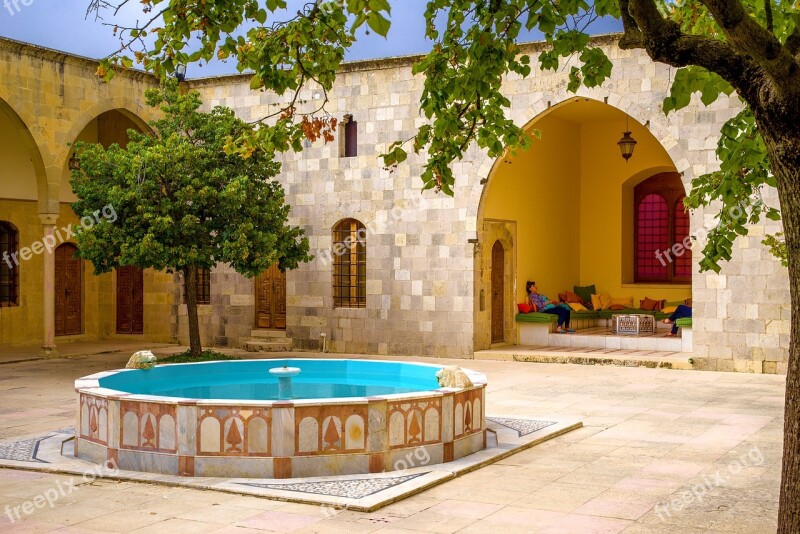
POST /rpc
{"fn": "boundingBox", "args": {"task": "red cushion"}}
[517,303,533,313]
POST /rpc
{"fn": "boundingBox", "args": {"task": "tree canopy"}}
[71,80,311,355]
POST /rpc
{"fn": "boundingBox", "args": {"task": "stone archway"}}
[472,95,693,350]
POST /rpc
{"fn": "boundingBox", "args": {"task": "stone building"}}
[0,35,790,373]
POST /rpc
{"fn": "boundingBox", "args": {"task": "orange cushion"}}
[565,291,584,304]
[608,304,626,311]
[640,297,658,311]
[517,303,533,313]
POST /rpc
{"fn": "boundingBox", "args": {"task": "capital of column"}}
[38,213,59,227]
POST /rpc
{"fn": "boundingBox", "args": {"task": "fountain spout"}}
[269,365,301,400]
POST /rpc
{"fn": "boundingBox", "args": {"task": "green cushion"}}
[515,312,558,324]
[573,284,596,304]
[597,308,670,320]
[675,318,692,328]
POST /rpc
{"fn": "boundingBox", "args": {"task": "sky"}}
[0,1,623,78]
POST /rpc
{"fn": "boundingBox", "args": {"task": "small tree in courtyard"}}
[70,80,311,357]
[92,0,800,529]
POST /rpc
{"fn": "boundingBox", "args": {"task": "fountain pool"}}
[74,359,487,478]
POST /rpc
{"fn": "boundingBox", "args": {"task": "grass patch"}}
[157,350,242,365]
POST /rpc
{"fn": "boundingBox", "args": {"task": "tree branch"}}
[623,0,762,104]
[698,0,798,83]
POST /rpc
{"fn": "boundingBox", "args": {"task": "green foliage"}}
[683,108,780,272]
[71,80,310,279]
[157,350,242,364]
[92,0,798,270]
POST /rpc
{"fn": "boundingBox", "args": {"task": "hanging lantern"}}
[618,130,637,161]
[68,151,80,170]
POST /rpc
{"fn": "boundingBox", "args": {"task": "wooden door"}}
[255,264,286,329]
[491,240,505,344]
[55,243,82,336]
[116,266,144,334]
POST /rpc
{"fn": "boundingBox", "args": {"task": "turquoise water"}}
[98,359,442,401]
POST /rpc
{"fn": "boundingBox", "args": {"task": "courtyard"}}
[0,348,785,533]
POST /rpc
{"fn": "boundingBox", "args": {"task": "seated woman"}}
[662,305,692,337]
[526,281,574,333]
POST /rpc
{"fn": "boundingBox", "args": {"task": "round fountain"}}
[74,359,487,479]
[268,364,301,400]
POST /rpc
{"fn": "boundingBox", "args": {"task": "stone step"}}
[250,329,288,339]
[244,338,293,353]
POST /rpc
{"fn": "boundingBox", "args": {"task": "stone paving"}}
[0,348,786,533]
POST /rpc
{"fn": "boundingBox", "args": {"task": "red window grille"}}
[674,196,692,279]
[635,193,670,281]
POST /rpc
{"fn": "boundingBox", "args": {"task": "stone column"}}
[39,213,59,358]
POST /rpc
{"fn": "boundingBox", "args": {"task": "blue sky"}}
[0,1,622,77]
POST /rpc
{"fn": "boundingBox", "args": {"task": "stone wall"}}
[191,35,790,371]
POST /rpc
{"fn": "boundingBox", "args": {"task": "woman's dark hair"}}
[526,281,535,294]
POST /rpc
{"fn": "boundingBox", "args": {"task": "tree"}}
[70,80,311,357]
[91,0,799,529]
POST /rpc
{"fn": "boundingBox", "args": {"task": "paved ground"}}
[0,347,786,533]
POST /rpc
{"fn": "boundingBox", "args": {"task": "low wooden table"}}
[612,314,656,335]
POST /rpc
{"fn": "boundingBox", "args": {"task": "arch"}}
[0,98,49,208]
[63,108,152,203]
[470,93,691,229]
[60,104,152,164]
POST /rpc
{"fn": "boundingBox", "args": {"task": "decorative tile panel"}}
[453,388,484,439]
[387,398,442,449]
[119,401,178,453]
[80,394,109,446]
[196,407,273,457]
[294,405,368,455]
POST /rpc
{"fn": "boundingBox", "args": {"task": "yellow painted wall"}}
[0,110,38,201]
[482,101,692,307]
[0,200,44,344]
[483,114,581,302]
[579,120,691,303]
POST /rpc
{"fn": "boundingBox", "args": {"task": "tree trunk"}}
[184,266,203,358]
[766,132,800,533]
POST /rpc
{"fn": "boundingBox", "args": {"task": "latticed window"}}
[196,267,211,305]
[333,219,366,308]
[634,173,691,283]
[184,267,211,305]
[0,221,19,307]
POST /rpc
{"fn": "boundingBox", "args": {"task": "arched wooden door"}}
[116,266,144,334]
[491,240,505,343]
[255,263,286,330]
[55,243,82,336]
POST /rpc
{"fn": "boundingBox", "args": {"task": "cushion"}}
[685,298,692,307]
[611,296,633,308]
[565,291,584,304]
[573,284,596,304]
[608,304,626,311]
[661,305,678,314]
[558,293,567,303]
[517,303,533,313]
[591,294,612,310]
[568,302,587,311]
[640,297,658,311]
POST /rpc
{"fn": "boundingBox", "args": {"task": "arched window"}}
[0,221,19,307]
[332,219,366,308]
[634,173,691,283]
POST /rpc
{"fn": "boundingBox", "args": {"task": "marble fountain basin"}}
[74,359,487,478]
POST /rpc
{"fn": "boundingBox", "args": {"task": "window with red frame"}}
[634,173,691,283]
